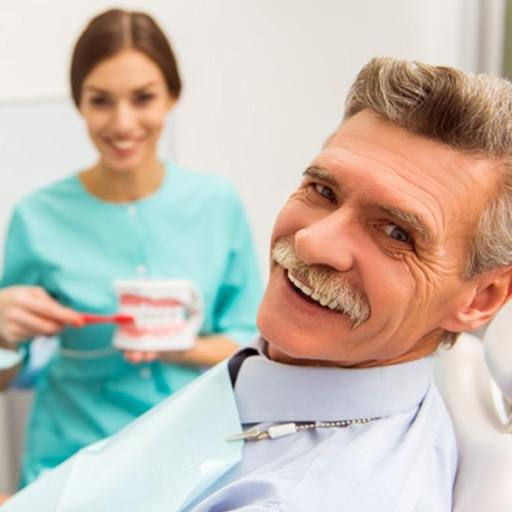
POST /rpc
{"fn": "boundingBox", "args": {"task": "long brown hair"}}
[70,9,181,107]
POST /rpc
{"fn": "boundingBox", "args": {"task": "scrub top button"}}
[140,367,151,379]
[128,205,137,217]
[136,264,147,275]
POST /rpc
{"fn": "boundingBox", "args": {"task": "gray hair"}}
[344,57,512,279]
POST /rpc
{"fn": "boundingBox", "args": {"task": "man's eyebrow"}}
[302,166,338,186]
[377,205,432,241]
[303,166,432,241]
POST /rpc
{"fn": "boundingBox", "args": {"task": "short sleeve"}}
[212,193,262,346]
[1,207,41,288]
[0,207,41,374]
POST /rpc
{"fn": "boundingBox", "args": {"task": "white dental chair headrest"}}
[434,329,512,512]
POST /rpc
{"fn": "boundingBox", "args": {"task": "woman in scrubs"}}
[0,9,261,486]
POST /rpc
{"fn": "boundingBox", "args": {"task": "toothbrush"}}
[78,313,135,326]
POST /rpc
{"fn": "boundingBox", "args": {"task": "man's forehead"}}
[324,126,451,176]
[334,110,502,166]
[303,164,434,244]
[306,116,504,249]
[321,112,503,200]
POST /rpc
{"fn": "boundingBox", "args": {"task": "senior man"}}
[4,58,512,511]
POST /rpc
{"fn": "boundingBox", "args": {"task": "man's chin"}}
[256,268,371,364]
[256,299,297,362]
[257,305,348,365]
[264,334,358,367]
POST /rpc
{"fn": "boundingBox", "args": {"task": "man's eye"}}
[383,224,413,244]
[312,183,336,202]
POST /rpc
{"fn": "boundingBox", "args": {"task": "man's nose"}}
[294,210,356,272]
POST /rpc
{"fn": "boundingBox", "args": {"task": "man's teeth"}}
[287,271,312,295]
[287,271,338,311]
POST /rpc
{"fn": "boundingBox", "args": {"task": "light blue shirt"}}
[2,340,457,511]
[187,340,458,511]
[0,163,262,486]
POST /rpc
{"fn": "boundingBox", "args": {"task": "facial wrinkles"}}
[419,177,479,268]
[324,141,445,194]
[400,165,483,269]
[324,140,477,230]
[405,254,444,301]
[404,249,466,336]
[320,149,444,241]
[300,158,446,317]
[393,179,445,244]
[272,238,371,326]
[386,153,485,252]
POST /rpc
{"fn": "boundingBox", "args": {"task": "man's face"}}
[257,109,500,367]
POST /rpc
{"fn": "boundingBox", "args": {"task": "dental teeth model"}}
[112,280,203,351]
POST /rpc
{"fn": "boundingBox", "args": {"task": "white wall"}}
[0,0,505,493]
[0,0,500,270]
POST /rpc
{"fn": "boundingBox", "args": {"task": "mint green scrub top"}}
[0,163,262,486]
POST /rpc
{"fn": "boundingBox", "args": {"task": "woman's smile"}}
[103,136,146,160]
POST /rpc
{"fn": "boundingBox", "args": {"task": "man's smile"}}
[271,238,371,326]
[277,265,342,320]
[287,270,344,311]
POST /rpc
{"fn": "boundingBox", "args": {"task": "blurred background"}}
[0,0,508,493]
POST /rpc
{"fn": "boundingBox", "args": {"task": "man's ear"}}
[441,267,512,333]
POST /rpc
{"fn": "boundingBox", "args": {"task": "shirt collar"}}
[232,337,434,423]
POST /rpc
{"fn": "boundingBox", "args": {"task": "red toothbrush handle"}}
[79,314,135,325]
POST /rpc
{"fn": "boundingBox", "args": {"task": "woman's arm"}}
[124,335,240,366]
[0,287,81,390]
[0,286,82,343]
[157,335,239,366]
[0,209,82,344]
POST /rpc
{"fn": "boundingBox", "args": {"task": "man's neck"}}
[266,331,443,368]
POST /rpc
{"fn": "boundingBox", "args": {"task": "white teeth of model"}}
[125,305,187,328]
[311,292,321,301]
[122,306,137,316]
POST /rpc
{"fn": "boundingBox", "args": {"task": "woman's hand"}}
[123,336,240,367]
[0,286,82,344]
[124,350,159,364]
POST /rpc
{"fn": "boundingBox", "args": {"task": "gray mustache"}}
[271,238,371,327]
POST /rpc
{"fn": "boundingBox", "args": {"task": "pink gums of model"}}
[112,280,203,351]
